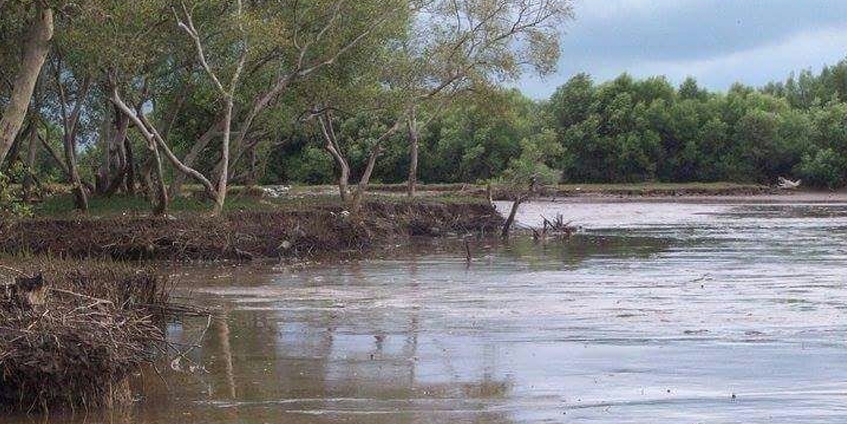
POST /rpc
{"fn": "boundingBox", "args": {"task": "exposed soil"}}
[366,182,776,199]
[0,201,503,261]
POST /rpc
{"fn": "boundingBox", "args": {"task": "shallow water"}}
[18,199,847,423]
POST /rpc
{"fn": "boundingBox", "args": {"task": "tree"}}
[0,2,53,165]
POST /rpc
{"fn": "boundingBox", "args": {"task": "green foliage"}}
[501,129,563,187]
[796,148,844,189]
[0,170,33,219]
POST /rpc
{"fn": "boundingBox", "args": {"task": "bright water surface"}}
[18,199,847,423]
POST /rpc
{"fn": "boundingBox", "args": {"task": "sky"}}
[519,0,847,98]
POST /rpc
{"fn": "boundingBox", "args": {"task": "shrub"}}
[796,148,845,189]
[0,170,32,219]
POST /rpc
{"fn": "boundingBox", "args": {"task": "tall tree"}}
[0,2,53,165]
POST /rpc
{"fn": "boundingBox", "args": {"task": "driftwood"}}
[778,177,801,189]
[531,214,576,241]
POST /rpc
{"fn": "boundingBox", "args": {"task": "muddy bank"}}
[366,182,776,199]
[0,260,178,412]
[0,201,502,261]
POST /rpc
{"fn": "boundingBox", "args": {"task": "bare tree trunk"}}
[317,113,351,204]
[110,85,218,200]
[247,144,257,186]
[102,111,130,195]
[501,197,523,239]
[350,144,381,215]
[169,118,220,198]
[96,104,115,194]
[406,108,419,198]
[501,179,539,239]
[2,128,24,172]
[124,136,136,195]
[38,131,68,178]
[213,99,234,216]
[23,125,38,200]
[149,143,169,215]
[0,5,53,165]
[350,120,403,215]
[63,131,88,211]
[56,72,91,212]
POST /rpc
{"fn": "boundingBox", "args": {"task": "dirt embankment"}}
[367,182,776,199]
[0,201,503,261]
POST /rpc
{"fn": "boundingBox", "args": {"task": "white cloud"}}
[628,24,847,88]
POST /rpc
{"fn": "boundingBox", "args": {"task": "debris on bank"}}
[0,201,503,261]
[0,261,182,412]
[531,214,578,241]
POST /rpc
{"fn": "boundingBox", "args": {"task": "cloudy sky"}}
[519,0,847,98]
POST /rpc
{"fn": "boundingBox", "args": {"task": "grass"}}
[30,188,489,219]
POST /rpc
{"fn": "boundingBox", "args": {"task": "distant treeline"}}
[271,59,847,189]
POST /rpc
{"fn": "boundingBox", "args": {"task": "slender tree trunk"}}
[317,114,351,204]
[56,73,91,212]
[38,132,68,178]
[0,5,53,165]
[2,129,24,172]
[169,118,220,198]
[103,111,130,195]
[247,144,257,186]
[63,132,88,211]
[501,197,524,239]
[350,144,382,215]
[96,105,114,194]
[124,136,136,195]
[23,125,38,200]
[350,120,403,215]
[149,142,168,215]
[213,98,234,216]
[501,178,539,239]
[406,108,419,197]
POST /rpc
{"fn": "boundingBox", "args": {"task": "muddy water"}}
[21,199,847,423]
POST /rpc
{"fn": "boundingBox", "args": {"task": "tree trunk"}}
[2,129,23,172]
[350,120,403,215]
[350,144,381,216]
[149,143,168,215]
[169,118,220,198]
[124,136,136,195]
[22,125,38,200]
[57,73,91,212]
[406,108,419,198]
[63,132,88,211]
[213,98,234,216]
[102,111,130,195]
[501,178,539,239]
[501,197,523,239]
[0,5,53,165]
[38,131,69,178]
[317,114,351,204]
[247,144,257,186]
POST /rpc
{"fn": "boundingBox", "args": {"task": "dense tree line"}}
[265,60,847,189]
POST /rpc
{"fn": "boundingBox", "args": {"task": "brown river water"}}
[10,197,847,423]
